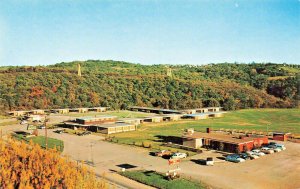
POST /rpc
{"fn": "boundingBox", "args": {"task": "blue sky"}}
[0,0,299,66]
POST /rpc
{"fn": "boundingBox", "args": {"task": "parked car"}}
[155,150,173,157]
[260,147,274,154]
[225,154,245,163]
[270,143,286,150]
[170,153,187,159]
[54,129,65,134]
[20,120,28,125]
[238,153,250,160]
[245,151,259,159]
[251,149,265,156]
[276,144,286,150]
[38,125,45,129]
[268,145,282,152]
[78,131,92,136]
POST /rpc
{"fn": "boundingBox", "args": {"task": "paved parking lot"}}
[42,130,300,189]
[1,119,300,189]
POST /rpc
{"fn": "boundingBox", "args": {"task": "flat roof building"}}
[130,106,182,114]
[182,112,226,120]
[92,123,137,134]
[75,115,117,125]
[116,118,143,126]
[182,130,268,153]
[181,107,223,114]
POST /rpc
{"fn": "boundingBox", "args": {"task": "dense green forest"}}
[0,60,299,113]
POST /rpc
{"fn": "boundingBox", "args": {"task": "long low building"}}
[182,112,226,120]
[64,121,136,134]
[116,118,143,126]
[182,129,268,153]
[91,123,137,134]
[181,107,223,114]
[75,115,117,125]
[7,107,109,117]
[130,106,182,114]
[130,106,223,115]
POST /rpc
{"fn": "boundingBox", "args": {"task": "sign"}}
[168,158,181,165]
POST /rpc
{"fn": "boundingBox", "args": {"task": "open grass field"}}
[64,110,155,118]
[120,170,205,189]
[13,134,64,152]
[110,109,300,147]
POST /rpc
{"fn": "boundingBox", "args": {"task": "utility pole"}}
[90,142,95,166]
[44,114,49,149]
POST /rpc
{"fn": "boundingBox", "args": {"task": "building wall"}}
[253,137,268,147]
[32,110,45,115]
[273,134,287,141]
[77,118,116,125]
[58,109,69,114]
[238,142,254,152]
[213,113,224,118]
[152,117,163,122]
[183,137,256,153]
[194,115,208,120]
[78,108,88,113]
[99,125,136,134]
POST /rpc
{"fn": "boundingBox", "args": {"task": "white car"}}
[261,147,274,154]
[251,149,265,156]
[268,145,282,152]
[170,153,187,159]
[20,120,28,125]
[275,144,286,150]
[246,151,259,159]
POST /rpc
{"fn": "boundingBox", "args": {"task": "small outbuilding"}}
[273,132,290,141]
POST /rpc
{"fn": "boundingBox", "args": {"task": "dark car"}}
[78,131,92,136]
[53,130,65,134]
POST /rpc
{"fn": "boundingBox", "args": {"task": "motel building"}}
[182,128,268,153]
[64,115,137,134]
[182,112,225,120]
[91,123,137,134]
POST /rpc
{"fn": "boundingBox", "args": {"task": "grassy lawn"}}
[64,110,154,118]
[0,115,9,120]
[110,109,300,149]
[13,134,64,152]
[0,120,19,126]
[120,170,205,189]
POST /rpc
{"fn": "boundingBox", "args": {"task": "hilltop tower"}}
[166,66,172,78]
[77,63,81,77]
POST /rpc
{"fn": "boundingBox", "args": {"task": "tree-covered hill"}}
[0,60,299,112]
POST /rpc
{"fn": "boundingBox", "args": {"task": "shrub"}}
[0,139,107,188]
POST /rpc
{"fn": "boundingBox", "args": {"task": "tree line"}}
[0,60,299,113]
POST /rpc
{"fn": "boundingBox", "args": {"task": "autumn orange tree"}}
[0,138,107,189]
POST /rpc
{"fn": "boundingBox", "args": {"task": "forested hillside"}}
[0,60,299,113]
